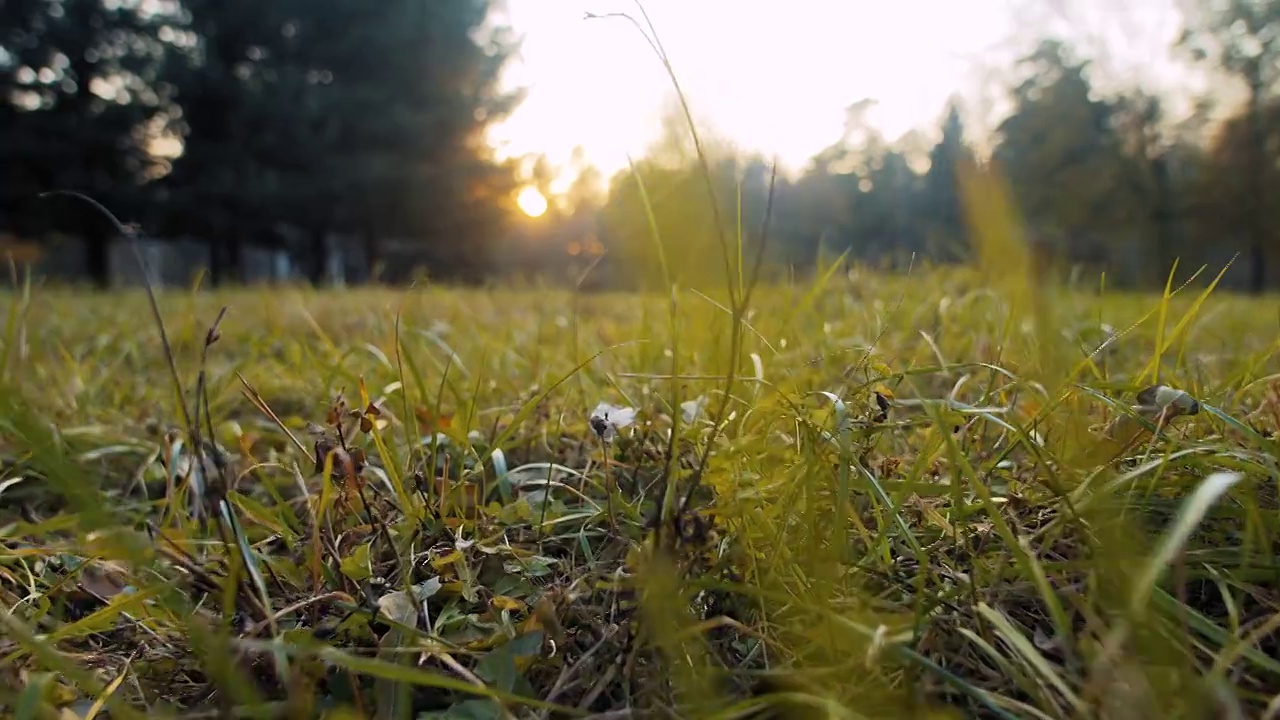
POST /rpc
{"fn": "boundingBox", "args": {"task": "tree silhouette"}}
[920,101,975,262]
[1179,0,1280,291]
[160,0,523,285]
[1,0,167,287]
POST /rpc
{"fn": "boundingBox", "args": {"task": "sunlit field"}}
[2,245,1279,718]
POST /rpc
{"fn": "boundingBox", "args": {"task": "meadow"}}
[1,243,1278,720]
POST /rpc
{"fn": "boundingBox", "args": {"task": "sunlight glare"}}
[490,0,1190,182]
[517,187,549,217]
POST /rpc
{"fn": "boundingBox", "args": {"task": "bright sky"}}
[487,0,1202,192]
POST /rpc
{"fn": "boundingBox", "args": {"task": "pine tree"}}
[1,0,167,287]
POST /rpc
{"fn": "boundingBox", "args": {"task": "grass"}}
[1,253,1279,719]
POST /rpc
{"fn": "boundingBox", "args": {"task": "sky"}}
[486,0,1208,194]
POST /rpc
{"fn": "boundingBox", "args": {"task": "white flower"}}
[589,402,636,442]
[681,395,708,423]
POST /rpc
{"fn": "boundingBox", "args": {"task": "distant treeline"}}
[3,1,1278,291]
[579,30,1280,294]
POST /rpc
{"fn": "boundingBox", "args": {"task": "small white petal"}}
[610,407,637,428]
[589,401,636,441]
[590,402,618,421]
[681,395,708,423]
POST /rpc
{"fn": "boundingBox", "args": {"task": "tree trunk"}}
[1245,64,1267,293]
[364,229,380,284]
[1249,242,1266,292]
[1150,153,1176,285]
[207,238,223,287]
[86,228,111,290]
[208,237,243,287]
[309,229,328,287]
[226,237,242,285]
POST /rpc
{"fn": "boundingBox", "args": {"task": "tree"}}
[772,165,845,271]
[787,100,928,269]
[162,0,524,285]
[1,0,168,287]
[1179,0,1280,292]
[919,101,975,262]
[158,0,307,285]
[992,39,1147,280]
[1194,98,1280,284]
[314,0,523,284]
[846,148,923,267]
[1109,89,1185,283]
[598,105,763,293]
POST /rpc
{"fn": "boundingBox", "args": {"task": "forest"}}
[2,0,1279,291]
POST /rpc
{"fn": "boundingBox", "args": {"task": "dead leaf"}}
[376,590,418,629]
[491,595,525,613]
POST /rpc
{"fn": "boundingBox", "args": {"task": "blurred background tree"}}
[2,0,521,286]
[1,0,168,287]
[1178,0,1280,291]
[157,0,523,284]
[597,104,776,294]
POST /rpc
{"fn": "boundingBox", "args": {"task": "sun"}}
[517,186,548,218]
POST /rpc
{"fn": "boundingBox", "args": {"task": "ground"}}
[0,265,1278,720]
